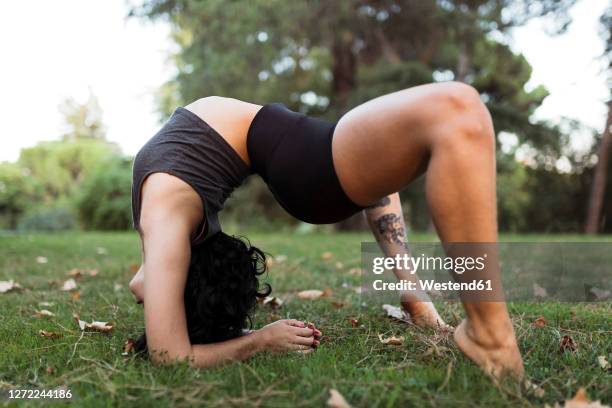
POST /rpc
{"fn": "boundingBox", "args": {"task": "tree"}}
[17,92,119,203]
[1,91,126,231]
[130,0,581,231]
[585,5,612,234]
[59,91,106,141]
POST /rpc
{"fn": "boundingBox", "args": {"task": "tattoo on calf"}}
[367,196,391,209]
[375,213,405,245]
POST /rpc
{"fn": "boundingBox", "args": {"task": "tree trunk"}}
[374,27,401,65]
[455,41,471,82]
[585,99,612,234]
[331,31,356,112]
[331,31,365,231]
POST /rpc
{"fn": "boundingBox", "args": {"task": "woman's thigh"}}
[332,82,469,205]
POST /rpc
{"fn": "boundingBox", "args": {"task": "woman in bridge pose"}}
[129,82,524,378]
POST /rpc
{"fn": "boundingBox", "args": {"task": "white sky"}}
[0,0,609,163]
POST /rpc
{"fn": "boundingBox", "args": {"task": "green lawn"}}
[0,231,610,407]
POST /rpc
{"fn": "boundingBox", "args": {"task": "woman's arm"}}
[139,173,317,367]
[142,220,317,367]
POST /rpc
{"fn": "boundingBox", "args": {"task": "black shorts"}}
[247,103,365,224]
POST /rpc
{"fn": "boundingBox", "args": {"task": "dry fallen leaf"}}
[348,268,363,276]
[382,304,410,323]
[34,309,55,318]
[61,278,77,291]
[378,333,405,346]
[0,280,23,294]
[39,301,54,307]
[122,338,136,356]
[88,321,114,333]
[70,291,81,301]
[560,335,577,353]
[322,288,334,297]
[423,345,451,358]
[88,269,99,277]
[74,314,113,333]
[39,330,61,339]
[36,256,48,264]
[534,316,547,328]
[524,379,546,398]
[330,301,345,309]
[327,389,351,408]
[554,387,610,408]
[74,314,86,330]
[298,290,324,300]
[261,296,284,309]
[335,261,344,269]
[533,283,548,298]
[321,251,334,261]
[129,263,140,273]
[597,356,610,370]
[590,287,611,300]
[66,268,82,278]
[348,318,359,327]
[265,257,275,269]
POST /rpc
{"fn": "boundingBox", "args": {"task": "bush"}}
[0,163,43,229]
[76,158,133,230]
[17,207,76,231]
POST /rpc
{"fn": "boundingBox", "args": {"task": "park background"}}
[0,0,610,235]
[1,1,611,407]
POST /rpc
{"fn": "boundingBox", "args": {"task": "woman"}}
[129,82,524,378]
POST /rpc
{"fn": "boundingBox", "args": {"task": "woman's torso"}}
[132,96,365,244]
[132,97,260,244]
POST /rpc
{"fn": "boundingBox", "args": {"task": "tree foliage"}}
[76,157,133,230]
[0,163,42,229]
[0,92,130,231]
[130,0,592,232]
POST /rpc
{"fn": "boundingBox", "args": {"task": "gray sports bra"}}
[131,107,251,245]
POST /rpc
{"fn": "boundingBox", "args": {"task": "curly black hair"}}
[133,232,271,354]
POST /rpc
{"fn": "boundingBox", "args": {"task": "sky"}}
[0,0,609,163]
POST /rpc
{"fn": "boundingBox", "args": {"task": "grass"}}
[0,231,610,407]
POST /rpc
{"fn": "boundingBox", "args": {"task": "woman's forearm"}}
[187,331,264,369]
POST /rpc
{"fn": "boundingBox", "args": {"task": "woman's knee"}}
[428,82,495,152]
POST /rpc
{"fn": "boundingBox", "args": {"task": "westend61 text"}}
[372,279,493,292]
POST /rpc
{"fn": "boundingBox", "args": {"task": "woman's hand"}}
[254,319,322,353]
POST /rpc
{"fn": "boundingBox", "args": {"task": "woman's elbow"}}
[148,344,193,366]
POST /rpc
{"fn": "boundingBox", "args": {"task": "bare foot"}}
[401,300,452,331]
[454,318,524,379]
